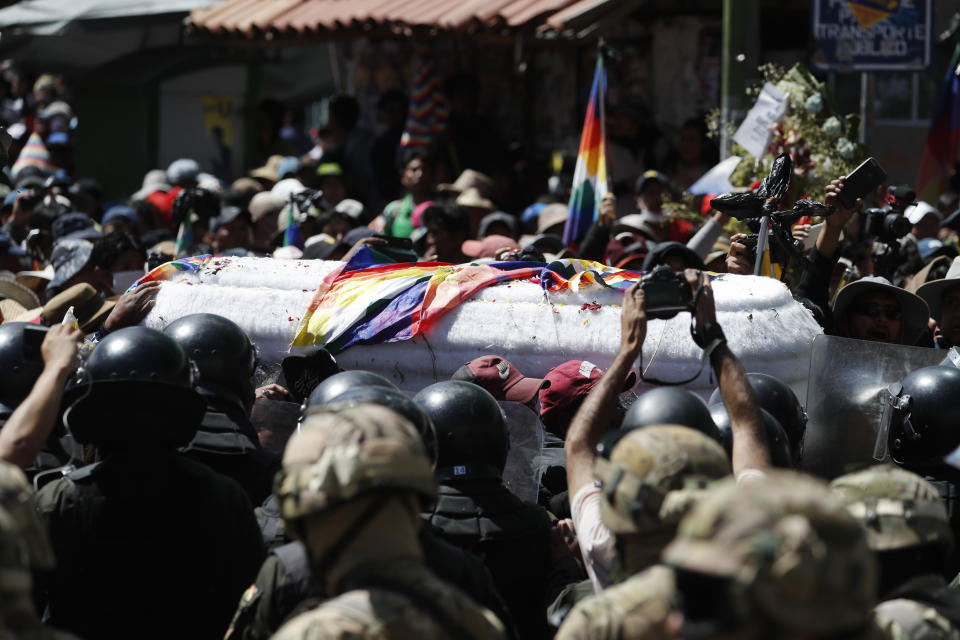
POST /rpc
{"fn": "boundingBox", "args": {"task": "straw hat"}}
[437,169,496,200]
[917,256,960,322]
[15,283,115,333]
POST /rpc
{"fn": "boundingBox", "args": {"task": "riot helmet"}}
[63,326,205,446]
[708,373,806,460]
[708,403,793,468]
[163,313,258,414]
[886,366,960,467]
[304,370,397,409]
[414,380,508,481]
[318,385,438,466]
[621,387,720,441]
[0,323,46,417]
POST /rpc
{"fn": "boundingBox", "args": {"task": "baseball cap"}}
[52,213,101,244]
[461,234,520,259]
[101,205,140,232]
[452,355,548,403]
[539,360,636,428]
[635,170,671,195]
[905,201,941,226]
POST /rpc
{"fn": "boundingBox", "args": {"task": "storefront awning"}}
[0,0,220,34]
[187,0,630,41]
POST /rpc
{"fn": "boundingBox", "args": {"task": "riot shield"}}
[499,401,546,504]
[801,335,944,479]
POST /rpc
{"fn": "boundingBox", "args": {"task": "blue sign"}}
[812,0,932,71]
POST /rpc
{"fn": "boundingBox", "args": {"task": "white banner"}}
[733,82,788,158]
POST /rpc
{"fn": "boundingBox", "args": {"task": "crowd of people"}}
[3,66,960,640]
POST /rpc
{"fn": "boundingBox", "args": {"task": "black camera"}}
[639,265,693,320]
[862,206,911,244]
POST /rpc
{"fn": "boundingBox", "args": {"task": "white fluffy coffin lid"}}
[143,257,822,400]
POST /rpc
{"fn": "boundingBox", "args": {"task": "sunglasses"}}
[853,302,902,320]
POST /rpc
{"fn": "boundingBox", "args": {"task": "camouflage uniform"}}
[833,466,960,640]
[0,461,78,640]
[268,404,505,640]
[557,426,730,640]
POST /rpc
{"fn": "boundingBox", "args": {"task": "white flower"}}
[805,94,823,115]
[822,117,842,139]
[836,137,856,159]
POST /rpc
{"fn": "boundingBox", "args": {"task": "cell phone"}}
[22,325,49,361]
[838,157,887,209]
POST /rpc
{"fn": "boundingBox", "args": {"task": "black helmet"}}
[305,370,397,409]
[321,386,438,465]
[0,323,46,416]
[708,373,806,460]
[708,403,793,468]
[163,313,258,413]
[888,366,960,466]
[414,380,508,481]
[64,327,205,446]
[621,387,720,441]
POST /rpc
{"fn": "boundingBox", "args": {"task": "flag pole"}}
[597,38,611,194]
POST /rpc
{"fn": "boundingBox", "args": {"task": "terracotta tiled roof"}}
[188,0,626,39]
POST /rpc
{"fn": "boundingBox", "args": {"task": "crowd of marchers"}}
[4,69,960,640]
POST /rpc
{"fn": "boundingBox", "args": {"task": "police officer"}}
[883,365,960,576]
[164,312,278,504]
[415,379,556,640]
[556,426,730,640]
[270,403,505,639]
[0,460,78,639]
[832,466,960,638]
[34,326,266,640]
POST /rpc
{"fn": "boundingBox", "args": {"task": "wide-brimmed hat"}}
[16,264,54,292]
[536,203,569,234]
[642,241,704,271]
[248,191,285,223]
[49,239,94,289]
[15,282,114,333]
[917,256,960,321]
[612,213,658,239]
[906,255,952,294]
[437,169,496,200]
[132,169,171,201]
[833,275,930,345]
[456,187,495,211]
[249,155,285,182]
[0,277,40,310]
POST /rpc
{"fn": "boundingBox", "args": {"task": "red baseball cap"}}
[461,234,520,259]
[539,360,637,427]
[451,355,548,403]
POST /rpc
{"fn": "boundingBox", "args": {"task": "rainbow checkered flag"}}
[563,55,609,247]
